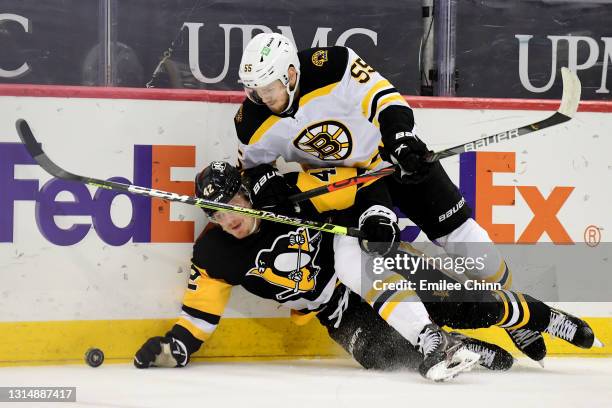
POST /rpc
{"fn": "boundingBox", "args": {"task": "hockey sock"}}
[493,290,550,331]
[364,272,432,345]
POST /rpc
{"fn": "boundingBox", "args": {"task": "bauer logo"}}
[398,151,574,244]
[0,143,195,246]
[463,129,520,152]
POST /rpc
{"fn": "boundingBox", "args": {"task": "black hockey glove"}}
[358,205,401,256]
[245,164,298,215]
[134,334,190,368]
[380,131,433,184]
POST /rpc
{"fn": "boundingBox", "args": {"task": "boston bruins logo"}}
[311,50,328,67]
[293,120,352,161]
[247,228,322,301]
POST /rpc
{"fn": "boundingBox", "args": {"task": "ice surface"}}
[0,358,610,407]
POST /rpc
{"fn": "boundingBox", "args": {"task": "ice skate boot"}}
[545,308,603,349]
[417,324,480,382]
[506,328,546,363]
[450,332,514,371]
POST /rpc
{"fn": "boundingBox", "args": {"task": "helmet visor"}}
[243,80,286,106]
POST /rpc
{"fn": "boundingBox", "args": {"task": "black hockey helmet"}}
[195,161,247,216]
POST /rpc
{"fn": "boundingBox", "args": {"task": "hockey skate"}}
[545,308,603,349]
[506,328,547,363]
[417,324,480,382]
[450,332,514,371]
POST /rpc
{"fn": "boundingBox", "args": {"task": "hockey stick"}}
[425,67,581,162]
[15,119,365,239]
[289,67,581,202]
[288,166,396,203]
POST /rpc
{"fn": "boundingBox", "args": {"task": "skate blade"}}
[426,348,480,382]
[593,336,604,348]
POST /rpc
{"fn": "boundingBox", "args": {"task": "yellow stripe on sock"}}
[365,273,405,304]
[379,290,417,321]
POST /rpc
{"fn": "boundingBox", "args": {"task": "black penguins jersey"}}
[235,46,415,171]
[174,167,391,343]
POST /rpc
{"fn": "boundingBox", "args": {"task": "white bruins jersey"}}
[235,46,414,171]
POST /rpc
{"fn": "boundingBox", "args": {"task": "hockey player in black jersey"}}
[233,32,562,362]
[134,162,600,379]
[135,161,480,381]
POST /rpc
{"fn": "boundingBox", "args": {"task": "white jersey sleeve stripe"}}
[360,79,392,119]
[177,314,218,341]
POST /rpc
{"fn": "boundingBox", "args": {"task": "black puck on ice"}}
[85,348,104,367]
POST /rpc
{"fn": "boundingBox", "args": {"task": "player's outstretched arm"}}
[135,254,233,368]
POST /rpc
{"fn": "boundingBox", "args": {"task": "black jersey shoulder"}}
[297,46,348,96]
[192,227,245,286]
[234,98,276,145]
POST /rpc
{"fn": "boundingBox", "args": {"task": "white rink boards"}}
[0,86,610,364]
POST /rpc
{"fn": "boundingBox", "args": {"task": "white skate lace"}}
[418,327,442,357]
[466,344,495,368]
[508,329,541,349]
[327,287,350,329]
[545,310,577,341]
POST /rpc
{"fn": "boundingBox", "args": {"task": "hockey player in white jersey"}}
[234,33,544,362]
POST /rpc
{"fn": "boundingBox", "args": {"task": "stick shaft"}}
[15,119,364,239]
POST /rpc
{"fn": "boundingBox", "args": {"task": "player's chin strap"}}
[281,68,300,115]
[249,217,261,235]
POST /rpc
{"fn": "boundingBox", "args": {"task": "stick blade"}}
[15,118,79,181]
[558,67,581,118]
[16,119,44,158]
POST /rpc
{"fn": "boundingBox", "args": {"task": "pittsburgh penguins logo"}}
[247,228,322,301]
[293,121,352,161]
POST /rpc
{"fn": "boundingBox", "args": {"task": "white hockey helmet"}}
[238,33,300,112]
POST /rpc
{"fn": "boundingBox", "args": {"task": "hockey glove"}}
[245,164,298,215]
[358,205,400,256]
[134,334,190,368]
[380,131,433,184]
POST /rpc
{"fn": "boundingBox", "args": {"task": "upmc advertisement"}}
[1,0,610,99]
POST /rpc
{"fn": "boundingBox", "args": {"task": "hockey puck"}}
[85,348,104,367]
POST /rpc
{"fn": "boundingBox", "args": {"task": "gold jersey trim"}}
[248,115,282,145]
[299,82,340,108]
[361,79,392,119]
